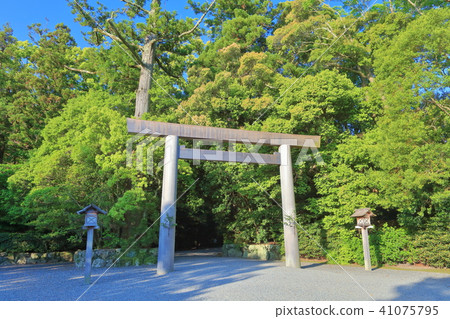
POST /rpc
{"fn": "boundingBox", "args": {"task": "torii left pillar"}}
[279,144,300,268]
[157,135,179,275]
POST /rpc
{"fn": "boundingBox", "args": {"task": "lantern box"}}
[77,204,107,229]
[351,208,376,228]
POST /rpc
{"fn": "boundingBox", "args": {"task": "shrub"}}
[0,232,47,253]
[297,223,326,259]
[325,232,359,264]
[412,230,450,268]
[378,225,412,265]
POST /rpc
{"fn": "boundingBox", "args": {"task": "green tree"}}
[315,7,449,263]
[69,0,215,118]
[268,0,420,87]
[0,24,84,163]
[0,24,18,163]
[189,0,274,39]
[8,90,157,250]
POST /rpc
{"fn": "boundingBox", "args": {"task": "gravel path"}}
[0,252,448,301]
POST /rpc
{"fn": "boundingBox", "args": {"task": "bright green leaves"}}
[217,10,269,50]
[374,7,450,111]
[178,50,280,128]
[189,0,274,39]
[312,8,449,262]
[7,89,160,249]
[238,52,279,94]
[0,24,87,163]
[266,70,362,146]
[195,3,272,74]
[268,0,337,63]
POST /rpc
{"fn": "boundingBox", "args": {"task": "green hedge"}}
[301,225,449,268]
[0,232,47,253]
[411,230,450,268]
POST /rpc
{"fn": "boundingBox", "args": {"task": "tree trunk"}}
[359,65,375,87]
[134,0,160,118]
[135,34,156,118]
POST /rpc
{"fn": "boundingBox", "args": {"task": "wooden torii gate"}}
[127,118,321,275]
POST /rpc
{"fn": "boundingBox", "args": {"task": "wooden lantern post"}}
[77,204,107,284]
[351,208,376,271]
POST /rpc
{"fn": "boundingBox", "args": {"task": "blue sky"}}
[0,0,344,47]
[0,0,200,46]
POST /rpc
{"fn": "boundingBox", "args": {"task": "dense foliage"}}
[0,0,448,268]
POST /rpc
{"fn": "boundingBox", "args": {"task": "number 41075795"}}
[379,305,438,316]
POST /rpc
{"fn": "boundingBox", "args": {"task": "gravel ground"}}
[0,252,449,301]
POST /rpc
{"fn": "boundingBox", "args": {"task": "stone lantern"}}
[77,204,107,229]
[77,204,107,283]
[351,208,376,271]
[351,208,376,228]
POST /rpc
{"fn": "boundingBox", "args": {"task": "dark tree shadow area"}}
[82,256,275,301]
[0,256,275,301]
[392,277,450,301]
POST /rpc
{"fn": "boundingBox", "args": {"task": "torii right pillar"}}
[279,144,301,268]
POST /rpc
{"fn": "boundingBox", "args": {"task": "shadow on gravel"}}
[3,256,448,301]
[392,277,450,301]
[0,255,275,301]
[79,256,274,301]
[0,263,76,300]
[300,262,327,269]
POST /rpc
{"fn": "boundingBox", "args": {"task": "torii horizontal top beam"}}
[127,119,320,148]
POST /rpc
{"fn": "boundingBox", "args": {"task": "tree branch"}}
[155,56,180,79]
[388,0,395,13]
[64,65,96,74]
[120,0,151,14]
[178,0,216,38]
[73,1,98,29]
[295,48,315,54]
[94,27,122,43]
[323,22,337,38]
[430,97,450,116]
[407,0,423,15]
[107,19,144,66]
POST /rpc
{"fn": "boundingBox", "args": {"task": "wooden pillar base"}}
[84,227,94,284]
